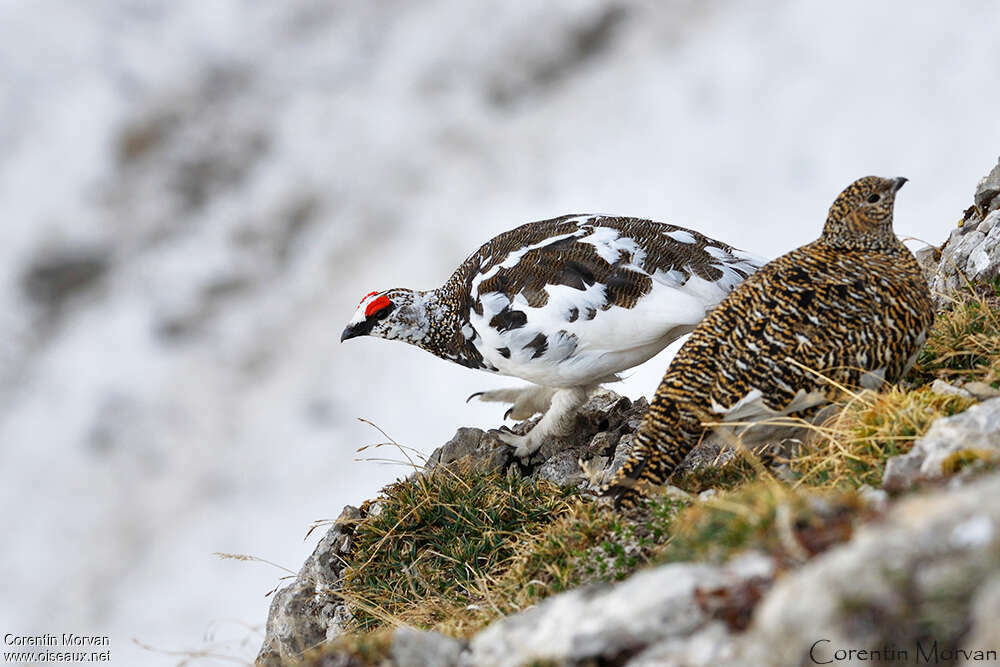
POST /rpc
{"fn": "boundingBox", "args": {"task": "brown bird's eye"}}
[867,193,881,204]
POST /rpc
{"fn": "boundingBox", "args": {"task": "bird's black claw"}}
[466,392,484,403]
[503,407,514,420]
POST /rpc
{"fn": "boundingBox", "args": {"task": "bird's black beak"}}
[341,326,359,342]
[892,177,908,192]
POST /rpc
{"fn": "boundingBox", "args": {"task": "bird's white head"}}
[341,288,431,344]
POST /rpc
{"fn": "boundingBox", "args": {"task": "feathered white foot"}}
[487,386,595,458]
[467,386,558,420]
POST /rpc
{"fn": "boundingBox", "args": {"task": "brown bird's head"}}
[822,175,908,249]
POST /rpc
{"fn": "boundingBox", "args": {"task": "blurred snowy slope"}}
[1,1,999,664]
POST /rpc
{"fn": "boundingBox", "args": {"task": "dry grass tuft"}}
[789,386,976,490]
[912,292,1000,388]
[658,480,871,566]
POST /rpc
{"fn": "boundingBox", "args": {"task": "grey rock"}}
[534,449,586,486]
[391,626,463,667]
[927,158,1000,305]
[857,484,889,513]
[882,452,924,492]
[733,473,1000,666]
[882,397,1000,491]
[961,574,1000,657]
[915,245,941,282]
[963,381,1000,401]
[975,156,1000,213]
[465,554,773,667]
[426,390,650,487]
[930,378,973,398]
[930,158,1000,305]
[626,623,745,667]
[426,427,510,475]
[967,211,1000,282]
[256,506,360,666]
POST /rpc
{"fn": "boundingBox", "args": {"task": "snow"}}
[1,1,1000,664]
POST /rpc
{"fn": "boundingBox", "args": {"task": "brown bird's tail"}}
[602,430,682,509]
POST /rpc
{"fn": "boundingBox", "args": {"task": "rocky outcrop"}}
[455,473,1000,667]
[734,474,1000,666]
[466,554,774,667]
[424,389,648,488]
[257,506,360,666]
[883,397,1000,491]
[928,156,1000,304]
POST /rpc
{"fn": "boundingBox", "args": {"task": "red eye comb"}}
[359,291,379,306]
[365,295,392,317]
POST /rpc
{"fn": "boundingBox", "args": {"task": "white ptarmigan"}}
[341,214,765,458]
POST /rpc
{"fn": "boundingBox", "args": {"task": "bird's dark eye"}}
[867,193,881,204]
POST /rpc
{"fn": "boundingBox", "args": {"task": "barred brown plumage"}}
[603,175,934,509]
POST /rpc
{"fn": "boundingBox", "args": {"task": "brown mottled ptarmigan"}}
[341,214,765,458]
[603,176,934,508]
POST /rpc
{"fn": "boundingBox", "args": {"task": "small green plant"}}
[492,493,684,612]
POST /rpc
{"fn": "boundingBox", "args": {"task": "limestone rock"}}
[930,378,973,398]
[425,427,511,475]
[464,554,773,667]
[390,627,463,667]
[961,574,1000,657]
[883,397,1000,491]
[975,156,1000,213]
[625,623,744,667]
[733,473,1000,666]
[964,381,1000,401]
[929,156,1000,305]
[426,389,649,488]
[256,506,360,666]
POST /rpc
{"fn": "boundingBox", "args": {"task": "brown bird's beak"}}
[892,177,908,192]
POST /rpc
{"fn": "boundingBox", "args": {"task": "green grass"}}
[341,465,580,633]
[336,463,686,640]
